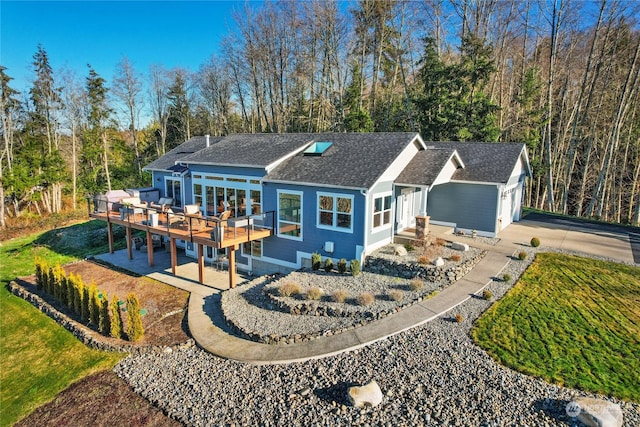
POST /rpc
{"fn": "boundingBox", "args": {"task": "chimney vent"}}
[205,134,210,147]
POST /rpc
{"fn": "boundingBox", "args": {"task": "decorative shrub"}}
[435,238,447,246]
[324,258,333,272]
[35,259,46,290]
[337,258,347,274]
[332,289,348,303]
[418,255,430,265]
[350,259,361,276]
[404,243,415,252]
[482,289,493,300]
[89,283,100,326]
[455,313,463,323]
[65,275,74,309]
[503,273,512,283]
[126,293,144,342]
[530,237,541,247]
[311,252,322,271]
[59,275,69,308]
[356,292,375,306]
[72,275,84,315]
[81,286,90,323]
[99,292,110,334]
[518,251,527,260]
[279,281,301,297]
[306,287,323,301]
[110,295,123,339]
[388,290,403,302]
[409,279,424,291]
[450,254,462,262]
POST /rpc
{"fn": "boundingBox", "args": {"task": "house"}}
[143,133,531,276]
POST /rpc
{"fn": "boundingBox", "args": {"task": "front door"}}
[396,189,415,232]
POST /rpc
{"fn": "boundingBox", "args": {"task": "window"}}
[278,191,302,240]
[242,240,262,258]
[193,183,203,207]
[166,178,183,207]
[373,195,392,229]
[317,193,353,232]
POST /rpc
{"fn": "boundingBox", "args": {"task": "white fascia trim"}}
[265,141,314,173]
[449,179,501,186]
[369,133,425,190]
[520,146,533,177]
[182,161,266,169]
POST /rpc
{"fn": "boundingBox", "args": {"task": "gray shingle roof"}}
[143,136,218,171]
[179,133,317,168]
[427,142,527,183]
[395,148,457,186]
[265,132,421,189]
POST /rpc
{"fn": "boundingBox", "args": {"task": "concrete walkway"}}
[97,214,638,364]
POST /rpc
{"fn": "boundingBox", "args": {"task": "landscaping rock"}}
[433,257,445,267]
[347,380,383,408]
[566,397,623,427]
[451,242,469,251]
[393,245,408,256]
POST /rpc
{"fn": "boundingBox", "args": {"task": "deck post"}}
[170,237,177,275]
[197,243,205,284]
[228,244,239,289]
[125,227,133,260]
[146,230,154,267]
[107,222,114,254]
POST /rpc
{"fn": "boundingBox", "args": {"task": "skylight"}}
[304,141,333,156]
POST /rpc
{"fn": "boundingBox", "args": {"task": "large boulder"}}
[451,242,469,251]
[566,397,623,427]
[347,380,383,408]
[393,245,408,256]
[433,257,445,267]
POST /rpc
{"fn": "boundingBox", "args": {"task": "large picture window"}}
[373,195,392,229]
[317,193,353,232]
[278,191,302,240]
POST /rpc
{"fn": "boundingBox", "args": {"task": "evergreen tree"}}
[166,69,192,149]
[0,66,21,228]
[109,295,123,339]
[88,283,100,326]
[99,291,110,335]
[81,285,90,323]
[126,293,144,341]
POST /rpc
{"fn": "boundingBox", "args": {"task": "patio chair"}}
[210,210,232,241]
[148,197,173,212]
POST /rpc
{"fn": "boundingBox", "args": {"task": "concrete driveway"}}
[500,212,640,264]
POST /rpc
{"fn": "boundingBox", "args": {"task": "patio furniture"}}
[183,204,205,231]
[149,197,174,212]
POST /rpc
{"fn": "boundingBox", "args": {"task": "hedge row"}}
[34,259,144,341]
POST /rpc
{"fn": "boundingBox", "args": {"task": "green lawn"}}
[472,253,640,401]
[0,221,125,427]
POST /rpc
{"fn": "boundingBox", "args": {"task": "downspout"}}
[361,189,368,264]
[496,184,504,234]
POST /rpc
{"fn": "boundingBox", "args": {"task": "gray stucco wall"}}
[427,182,498,233]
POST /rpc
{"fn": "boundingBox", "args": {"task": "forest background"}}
[1,0,639,230]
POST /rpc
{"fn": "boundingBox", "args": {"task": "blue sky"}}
[1,1,248,94]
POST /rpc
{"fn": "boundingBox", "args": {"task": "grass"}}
[472,253,640,401]
[0,220,126,426]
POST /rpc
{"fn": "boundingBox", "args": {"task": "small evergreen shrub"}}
[99,292,111,334]
[126,293,144,341]
[65,275,74,309]
[530,237,541,247]
[356,292,375,306]
[332,289,348,303]
[59,275,69,308]
[311,252,322,271]
[409,279,424,291]
[81,286,90,323]
[89,283,100,326]
[350,259,361,276]
[518,251,527,260]
[110,295,123,339]
[482,289,493,300]
[404,243,415,252]
[388,290,403,302]
[455,313,463,323]
[337,258,347,274]
[503,273,512,283]
[324,258,333,272]
[73,275,84,316]
[450,254,462,262]
[306,287,323,301]
[35,259,46,290]
[279,281,301,297]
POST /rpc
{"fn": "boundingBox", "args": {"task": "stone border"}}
[220,251,485,345]
[9,281,194,355]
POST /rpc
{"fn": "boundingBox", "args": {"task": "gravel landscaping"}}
[114,244,640,426]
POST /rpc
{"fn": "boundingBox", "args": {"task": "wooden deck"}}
[88,207,274,288]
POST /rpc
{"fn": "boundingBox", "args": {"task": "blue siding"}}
[428,183,498,233]
[262,183,366,265]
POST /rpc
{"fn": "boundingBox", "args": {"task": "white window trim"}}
[372,192,393,232]
[165,176,184,207]
[316,192,354,233]
[277,189,303,241]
